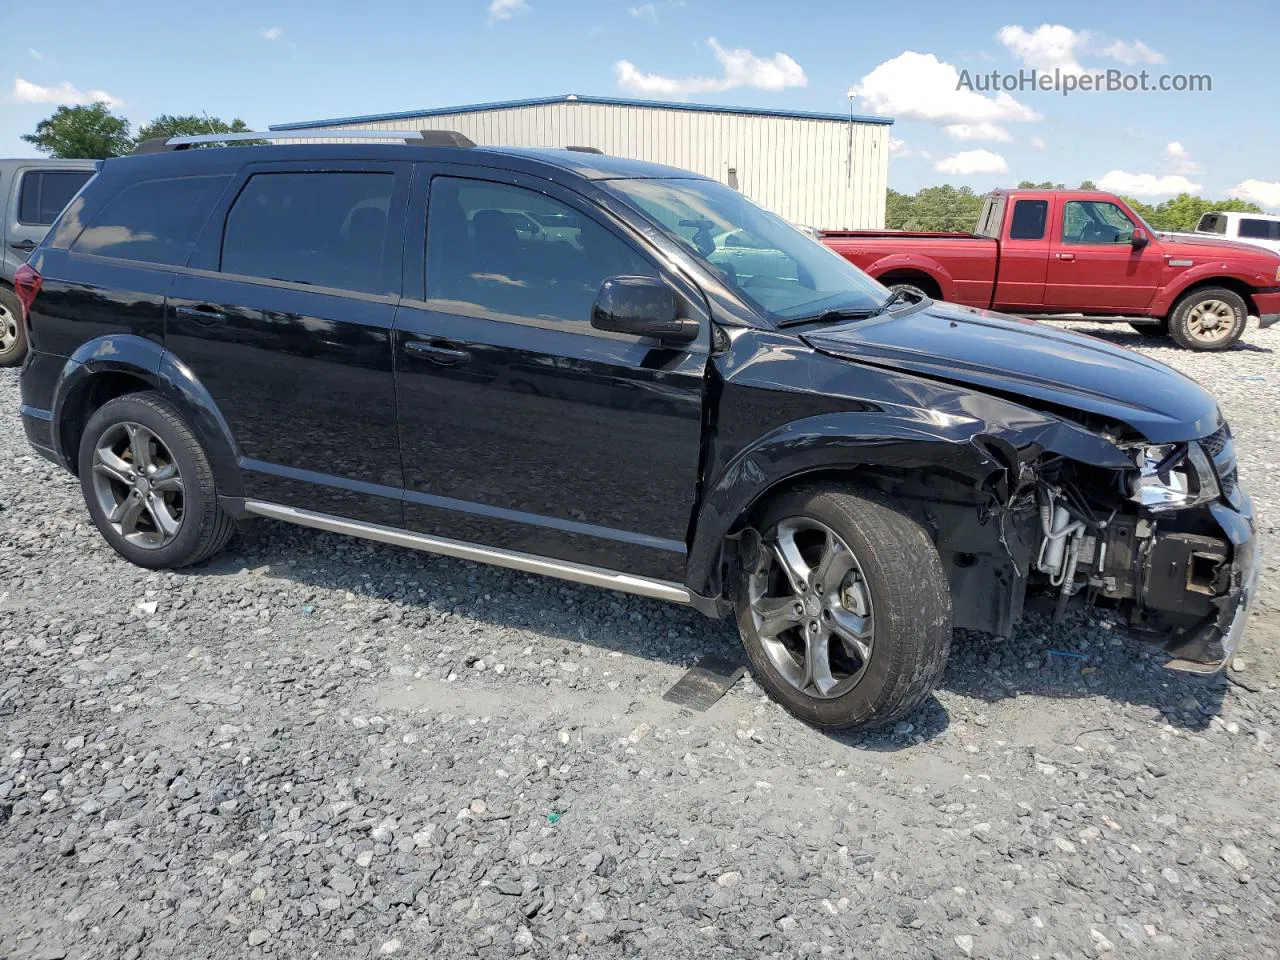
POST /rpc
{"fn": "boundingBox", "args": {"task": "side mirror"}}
[1130,228,1149,249]
[591,276,698,345]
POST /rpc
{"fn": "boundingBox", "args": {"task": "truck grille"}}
[1201,423,1238,496]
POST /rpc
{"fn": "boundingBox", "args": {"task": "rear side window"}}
[1197,213,1227,234]
[17,169,93,225]
[70,175,231,266]
[1008,199,1048,240]
[220,172,395,295]
[1238,218,1278,240]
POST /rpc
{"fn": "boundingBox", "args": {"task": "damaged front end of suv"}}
[695,303,1258,677]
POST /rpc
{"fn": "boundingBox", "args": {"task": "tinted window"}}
[1008,199,1048,240]
[607,177,886,322]
[426,177,656,326]
[1238,218,1277,240]
[17,170,93,225]
[1197,213,1227,234]
[221,172,396,295]
[70,175,231,266]
[1062,200,1135,244]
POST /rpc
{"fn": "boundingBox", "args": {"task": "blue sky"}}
[3,0,1277,208]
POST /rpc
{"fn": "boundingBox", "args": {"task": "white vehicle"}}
[1192,211,1280,254]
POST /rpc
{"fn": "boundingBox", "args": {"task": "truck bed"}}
[820,231,998,308]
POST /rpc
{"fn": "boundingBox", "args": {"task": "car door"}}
[168,161,410,526]
[3,165,95,280]
[991,196,1050,309]
[1045,198,1163,311]
[392,165,708,582]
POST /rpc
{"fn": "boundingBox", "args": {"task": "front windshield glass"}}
[605,177,888,323]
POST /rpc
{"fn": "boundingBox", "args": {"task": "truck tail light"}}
[13,263,42,325]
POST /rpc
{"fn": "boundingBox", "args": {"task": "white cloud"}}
[998,24,1087,74]
[1096,170,1202,197]
[615,37,806,96]
[260,26,283,40]
[488,0,528,22]
[1030,136,1047,149]
[1099,39,1166,65]
[997,24,1165,74]
[944,122,1012,142]
[11,77,122,109]
[1163,141,1203,175]
[935,149,1009,176]
[889,137,907,153]
[629,3,657,20]
[852,51,1038,125]
[28,48,42,60]
[1228,179,1280,211]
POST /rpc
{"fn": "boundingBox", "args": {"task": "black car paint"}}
[16,142,1254,653]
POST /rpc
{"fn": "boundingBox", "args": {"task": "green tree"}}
[1078,180,1097,190]
[21,102,133,159]
[1016,180,1066,190]
[134,114,250,146]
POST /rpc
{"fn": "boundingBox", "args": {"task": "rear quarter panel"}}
[820,234,997,306]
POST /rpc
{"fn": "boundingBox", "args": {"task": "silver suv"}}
[1,158,96,366]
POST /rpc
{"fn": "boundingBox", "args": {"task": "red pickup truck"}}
[821,189,1280,350]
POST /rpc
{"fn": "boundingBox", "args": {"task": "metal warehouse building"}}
[270,95,893,230]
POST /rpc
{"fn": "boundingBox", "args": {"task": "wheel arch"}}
[50,334,243,497]
[685,418,1006,600]
[864,255,955,301]
[1155,274,1259,318]
[875,270,943,300]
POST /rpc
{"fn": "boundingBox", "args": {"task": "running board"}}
[1027,313,1158,324]
[243,500,693,605]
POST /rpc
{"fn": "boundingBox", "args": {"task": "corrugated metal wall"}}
[307,102,888,230]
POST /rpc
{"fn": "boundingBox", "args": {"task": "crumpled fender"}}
[50,333,243,497]
[685,330,1136,597]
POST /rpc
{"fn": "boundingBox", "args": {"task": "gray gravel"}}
[3,320,1279,959]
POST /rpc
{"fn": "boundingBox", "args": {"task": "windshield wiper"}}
[777,306,878,328]
[870,287,921,315]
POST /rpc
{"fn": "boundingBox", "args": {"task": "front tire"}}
[78,392,235,569]
[0,287,27,368]
[735,486,952,730]
[1168,287,1247,350]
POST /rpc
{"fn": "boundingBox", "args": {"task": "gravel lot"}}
[3,321,1279,960]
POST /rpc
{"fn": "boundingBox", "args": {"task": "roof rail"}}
[128,129,476,155]
[566,145,603,154]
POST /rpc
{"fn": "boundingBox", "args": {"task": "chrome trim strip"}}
[243,500,693,605]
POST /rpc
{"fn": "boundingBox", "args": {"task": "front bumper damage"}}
[1160,502,1259,673]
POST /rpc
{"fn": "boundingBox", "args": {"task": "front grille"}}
[1202,423,1238,496]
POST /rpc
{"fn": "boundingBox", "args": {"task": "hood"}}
[1157,232,1280,262]
[802,301,1220,443]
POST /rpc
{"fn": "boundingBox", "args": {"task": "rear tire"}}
[77,392,235,569]
[734,486,952,730]
[1168,287,1247,351]
[0,287,27,368]
[886,281,931,303]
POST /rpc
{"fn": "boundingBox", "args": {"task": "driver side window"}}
[1062,200,1135,245]
[425,177,656,328]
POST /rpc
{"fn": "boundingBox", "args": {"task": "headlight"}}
[1129,443,1220,511]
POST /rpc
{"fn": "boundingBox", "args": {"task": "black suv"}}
[15,131,1258,730]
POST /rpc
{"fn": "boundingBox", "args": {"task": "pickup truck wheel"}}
[77,392,236,569]
[1128,320,1169,338]
[1168,287,1247,350]
[735,486,952,730]
[0,287,27,368]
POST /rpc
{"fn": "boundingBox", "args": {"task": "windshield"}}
[605,177,888,323]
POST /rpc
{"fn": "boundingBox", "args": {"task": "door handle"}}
[1056,252,1076,261]
[173,304,227,326]
[405,339,471,364]
[8,240,36,251]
